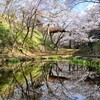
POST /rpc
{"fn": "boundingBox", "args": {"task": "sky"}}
[72,2,94,12]
[58,0,95,12]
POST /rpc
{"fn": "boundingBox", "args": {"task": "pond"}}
[0,59,100,100]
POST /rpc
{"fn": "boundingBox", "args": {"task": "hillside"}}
[0,14,45,58]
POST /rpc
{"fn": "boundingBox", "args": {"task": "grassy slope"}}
[0,14,44,57]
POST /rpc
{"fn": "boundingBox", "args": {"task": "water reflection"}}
[0,60,100,100]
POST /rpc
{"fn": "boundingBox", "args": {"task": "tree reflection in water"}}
[0,60,100,100]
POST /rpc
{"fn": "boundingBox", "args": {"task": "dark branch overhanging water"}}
[0,60,100,100]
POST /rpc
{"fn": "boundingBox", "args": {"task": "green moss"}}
[7,58,20,63]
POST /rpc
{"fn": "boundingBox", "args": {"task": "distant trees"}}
[88,28,100,41]
[93,41,100,55]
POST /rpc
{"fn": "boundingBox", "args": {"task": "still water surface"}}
[0,60,100,100]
